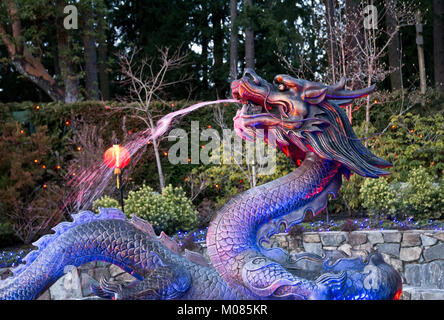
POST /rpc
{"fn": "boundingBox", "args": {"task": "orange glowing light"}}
[56,165,61,170]
[65,120,71,125]
[34,159,39,164]
[77,146,82,151]
[171,103,175,107]
[164,152,168,156]
[215,184,219,189]
[20,130,24,134]
[201,145,205,149]
[35,105,40,110]
[42,165,46,169]
[187,158,191,162]
[207,125,211,129]
[43,184,47,189]
[103,145,131,169]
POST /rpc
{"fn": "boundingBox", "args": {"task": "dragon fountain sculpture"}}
[0,69,402,300]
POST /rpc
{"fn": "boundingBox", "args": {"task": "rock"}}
[303,233,320,243]
[93,267,111,281]
[404,264,421,287]
[366,231,383,244]
[433,232,444,242]
[421,290,444,300]
[80,273,98,297]
[389,258,403,273]
[320,232,347,246]
[400,247,422,262]
[400,289,411,300]
[423,243,444,262]
[404,261,444,289]
[109,264,126,278]
[402,232,421,247]
[115,272,136,283]
[358,242,372,253]
[376,243,400,258]
[49,265,83,300]
[0,268,12,280]
[382,231,401,243]
[420,234,438,247]
[348,232,367,246]
[424,260,444,289]
[303,242,323,256]
[37,290,51,300]
[338,243,352,256]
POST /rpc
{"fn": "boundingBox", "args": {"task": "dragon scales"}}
[0,69,402,300]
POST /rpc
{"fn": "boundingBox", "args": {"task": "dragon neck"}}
[206,152,342,284]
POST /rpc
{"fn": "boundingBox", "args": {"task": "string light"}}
[77,146,82,151]
[163,152,168,156]
[215,184,219,189]
[20,130,24,134]
[55,165,61,170]
[42,165,46,169]
[65,120,71,125]
[35,105,40,110]
[42,184,47,189]
[171,103,175,107]
[34,159,39,164]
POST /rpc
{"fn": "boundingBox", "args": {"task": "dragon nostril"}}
[243,68,261,85]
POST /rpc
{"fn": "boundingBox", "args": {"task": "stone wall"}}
[268,230,444,299]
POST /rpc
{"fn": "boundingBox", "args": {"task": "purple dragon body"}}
[0,70,402,300]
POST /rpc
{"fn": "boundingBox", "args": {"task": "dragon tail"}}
[0,208,128,300]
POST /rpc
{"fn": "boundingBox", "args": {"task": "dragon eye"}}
[278,84,287,91]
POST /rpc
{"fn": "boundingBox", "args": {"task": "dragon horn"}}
[330,76,347,91]
[326,84,376,100]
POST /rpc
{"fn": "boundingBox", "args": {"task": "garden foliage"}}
[124,184,198,234]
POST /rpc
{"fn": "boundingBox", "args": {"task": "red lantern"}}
[104,144,130,190]
[103,144,131,172]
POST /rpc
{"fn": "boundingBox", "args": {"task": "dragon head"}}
[231,69,391,178]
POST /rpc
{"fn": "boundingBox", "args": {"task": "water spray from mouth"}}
[63,99,239,213]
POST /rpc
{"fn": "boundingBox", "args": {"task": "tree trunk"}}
[230,0,239,82]
[324,0,337,82]
[434,0,444,92]
[56,0,79,102]
[82,7,100,100]
[211,1,225,98]
[0,2,64,101]
[57,28,79,103]
[97,7,110,100]
[386,0,403,91]
[416,11,427,94]
[244,0,255,69]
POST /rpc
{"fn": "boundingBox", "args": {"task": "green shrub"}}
[360,167,444,220]
[360,177,399,216]
[92,195,121,213]
[124,184,198,234]
[400,167,444,220]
